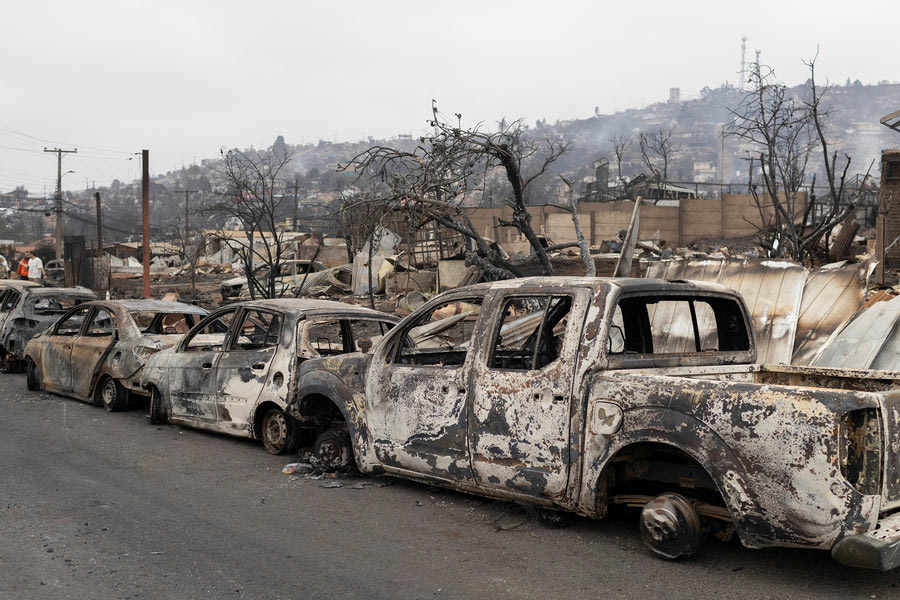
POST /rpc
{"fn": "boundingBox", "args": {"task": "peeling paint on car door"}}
[40,305,91,393]
[367,295,484,484]
[215,309,282,432]
[169,308,238,423]
[468,292,587,499]
[70,307,117,397]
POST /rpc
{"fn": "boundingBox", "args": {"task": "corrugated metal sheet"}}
[791,261,871,365]
[812,294,900,370]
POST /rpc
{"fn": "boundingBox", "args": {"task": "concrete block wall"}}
[461,193,771,249]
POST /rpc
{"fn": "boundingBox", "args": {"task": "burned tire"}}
[1,355,22,374]
[97,376,128,412]
[149,387,168,425]
[639,493,702,560]
[312,427,353,470]
[260,407,299,455]
[25,359,41,391]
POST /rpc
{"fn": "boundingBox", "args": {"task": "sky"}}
[1,0,896,195]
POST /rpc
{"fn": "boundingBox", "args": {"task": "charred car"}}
[0,286,98,371]
[141,299,398,455]
[290,277,900,571]
[24,300,208,411]
[220,260,327,300]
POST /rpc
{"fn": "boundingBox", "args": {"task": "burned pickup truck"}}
[290,277,900,570]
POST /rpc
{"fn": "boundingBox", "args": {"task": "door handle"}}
[202,362,212,369]
[533,390,566,403]
[251,363,265,370]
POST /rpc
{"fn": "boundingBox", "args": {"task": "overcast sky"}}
[1,0,895,195]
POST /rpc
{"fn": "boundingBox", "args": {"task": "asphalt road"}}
[3,376,900,600]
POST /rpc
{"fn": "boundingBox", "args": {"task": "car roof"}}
[450,276,741,297]
[23,286,97,297]
[93,299,209,314]
[219,298,398,321]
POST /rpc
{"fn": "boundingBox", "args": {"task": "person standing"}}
[16,254,29,280]
[0,254,8,279]
[25,251,44,284]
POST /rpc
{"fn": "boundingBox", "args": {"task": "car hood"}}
[222,275,248,287]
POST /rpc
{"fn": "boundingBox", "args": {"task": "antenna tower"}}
[740,36,747,90]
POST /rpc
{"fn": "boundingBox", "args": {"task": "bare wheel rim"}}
[263,410,287,451]
[317,436,342,463]
[101,379,117,407]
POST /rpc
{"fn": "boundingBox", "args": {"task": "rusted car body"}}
[0,286,98,371]
[0,280,39,290]
[290,277,900,570]
[141,299,398,455]
[23,300,208,410]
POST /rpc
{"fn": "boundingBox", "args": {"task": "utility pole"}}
[43,147,77,260]
[175,189,199,298]
[141,150,150,298]
[173,189,198,236]
[94,192,104,256]
[174,189,198,280]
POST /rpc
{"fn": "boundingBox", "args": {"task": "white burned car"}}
[140,299,398,454]
[0,286,99,371]
[220,260,327,299]
[23,300,208,410]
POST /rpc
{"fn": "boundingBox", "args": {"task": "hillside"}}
[4,81,899,247]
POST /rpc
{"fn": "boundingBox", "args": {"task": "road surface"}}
[2,375,898,599]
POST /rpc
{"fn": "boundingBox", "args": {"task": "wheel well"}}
[596,442,726,517]
[252,401,284,440]
[293,394,346,448]
[92,373,112,397]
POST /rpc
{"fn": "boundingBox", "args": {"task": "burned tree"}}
[341,103,578,279]
[728,54,869,263]
[609,132,632,190]
[206,148,294,299]
[639,127,676,197]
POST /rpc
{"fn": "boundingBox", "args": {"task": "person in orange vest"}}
[16,254,29,280]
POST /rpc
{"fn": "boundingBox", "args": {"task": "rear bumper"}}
[832,512,900,571]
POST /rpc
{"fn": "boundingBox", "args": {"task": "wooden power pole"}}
[142,149,150,298]
[94,191,104,256]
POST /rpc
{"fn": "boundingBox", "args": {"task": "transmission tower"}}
[740,36,748,90]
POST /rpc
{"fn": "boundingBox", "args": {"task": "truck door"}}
[366,295,484,484]
[468,292,585,500]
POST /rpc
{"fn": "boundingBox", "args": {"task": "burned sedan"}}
[141,299,398,454]
[0,286,98,371]
[24,300,208,411]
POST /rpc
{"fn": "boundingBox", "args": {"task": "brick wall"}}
[877,150,900,272]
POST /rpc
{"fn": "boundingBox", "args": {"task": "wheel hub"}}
[639,493,702,559]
